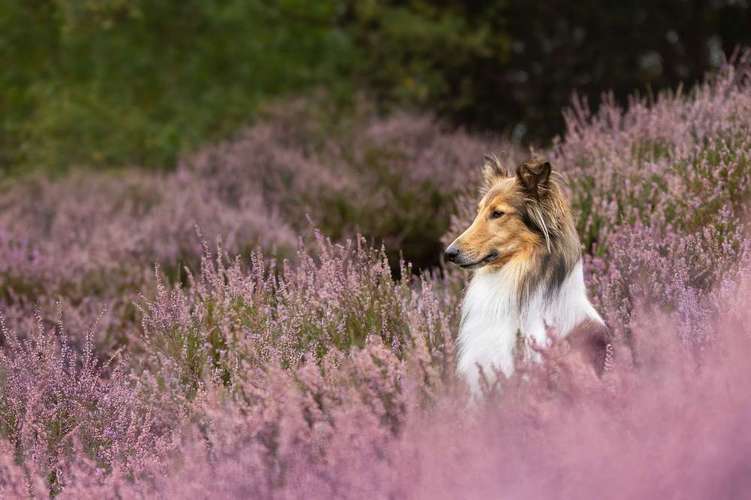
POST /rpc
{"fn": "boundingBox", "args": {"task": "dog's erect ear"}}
[481,154,508,189]
[516,160,552,198]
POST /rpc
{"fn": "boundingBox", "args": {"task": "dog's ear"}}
[516,160,552,198]
[481,154,508,189]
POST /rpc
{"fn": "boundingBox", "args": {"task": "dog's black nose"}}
[444,246,460,262]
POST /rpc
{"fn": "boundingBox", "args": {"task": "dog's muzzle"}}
[444,245,499,269]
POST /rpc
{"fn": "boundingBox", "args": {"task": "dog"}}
[445,156,607,394]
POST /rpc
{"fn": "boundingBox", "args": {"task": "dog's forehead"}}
[480,178,517,207]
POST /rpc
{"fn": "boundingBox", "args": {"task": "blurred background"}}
[3,0,751,174]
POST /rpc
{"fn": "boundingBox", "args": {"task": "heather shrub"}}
[0,314,164,495]
[563,59,751,341]
[328,114,503,271]
[0,107,494,328]
[3,54,751,499]
[99,261,751,500]
[0,167,296,351]
[558,55,751,251]
[184,106,504,272]
[0,169,295,286]
[113,235,460,497]
[137,234,458,406]
[587,219,750,343]
[1,107,494,357]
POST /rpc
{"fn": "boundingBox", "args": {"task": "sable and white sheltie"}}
[445,156,607,394]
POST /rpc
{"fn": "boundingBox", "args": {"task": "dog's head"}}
[445,156,555,271]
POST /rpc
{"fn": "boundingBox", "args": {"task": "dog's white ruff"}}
[457,259,602,394]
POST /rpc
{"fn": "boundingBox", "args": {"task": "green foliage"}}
[339,2,509,107]
[339,0,751,140]
[1,0,355,173]
[5,0,751,174]
[4,1,751,174]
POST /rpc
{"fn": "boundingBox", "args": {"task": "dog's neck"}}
[457,257,602,394]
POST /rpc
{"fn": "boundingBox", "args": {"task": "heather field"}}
[2,58,751,498]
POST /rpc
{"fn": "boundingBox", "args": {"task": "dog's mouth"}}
[458,250,500,269]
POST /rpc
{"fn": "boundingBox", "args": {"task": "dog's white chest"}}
[456,260,602,394]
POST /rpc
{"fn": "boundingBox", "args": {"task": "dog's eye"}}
[490,209,505,219]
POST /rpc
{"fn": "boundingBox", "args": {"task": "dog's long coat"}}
[445,157,606,393]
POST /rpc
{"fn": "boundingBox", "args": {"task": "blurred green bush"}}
[338,0,751,140]
[3,0,750,174]
[0,1,355,173]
